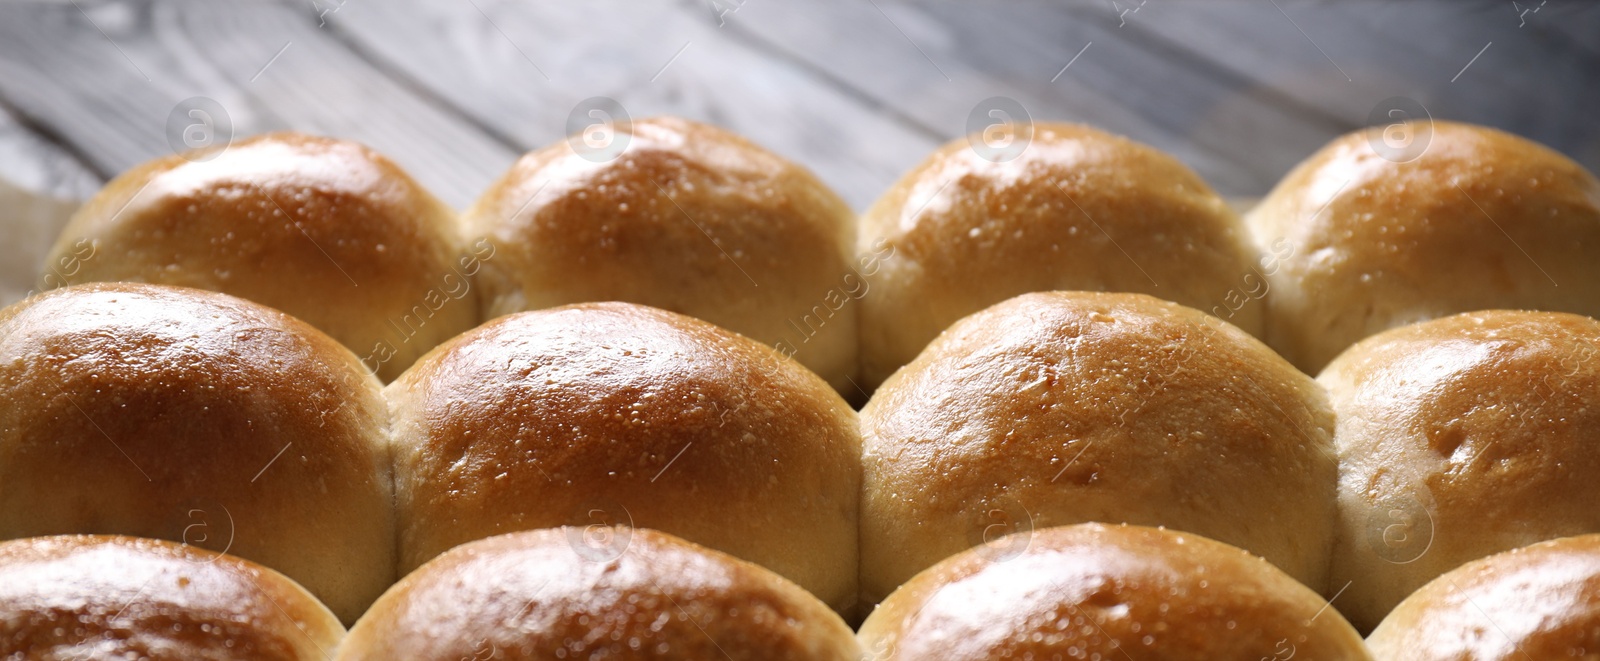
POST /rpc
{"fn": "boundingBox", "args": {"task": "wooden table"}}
[2,0,1596,305]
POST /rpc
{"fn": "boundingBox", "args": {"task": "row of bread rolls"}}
[9,524,1600,659]
[7,280,1600,643]
[43,117,1600,395]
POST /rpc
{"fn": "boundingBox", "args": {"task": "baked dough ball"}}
[0,535,343,660]
[44,131,478,381]
[0,283,396,623]
[1369,534,1600,660]
[1247,120,1600,373]
[859,523,1371,661]
[860,291,1335,604]
[386,302,860,611]
[1324,309,1600,631]
[338,528,859,661]
[464,117,858,393]
[858,123,1264,389]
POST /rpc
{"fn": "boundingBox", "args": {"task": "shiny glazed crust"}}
[858,122,1264,389]
[1369,534,1600,660]
[385,301,861,612]
[858,523,1371,661]
[0,535,343,660]
[1247,120,1600,373]
[859,291,1336,604]
[464,116,859,393]
[338,528,861,661]
[1323,309,1600,631]
[0,283,396,624]
[44,131,478,381]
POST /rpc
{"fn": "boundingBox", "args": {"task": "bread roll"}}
[0,535,342,660]
[386,301,860,611]
[858,123,1264,389]
[44,131,478,381]
[860,291,1335,604]
[1369,534,1600,660]
[338,528,860,661]
[859,523,1371,661]
[1247,120,1600,373]
[0,283,396,623]
[1324,309,1600,631]
[464,116,858,393]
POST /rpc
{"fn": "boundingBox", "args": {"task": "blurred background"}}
[2,0,1597,304]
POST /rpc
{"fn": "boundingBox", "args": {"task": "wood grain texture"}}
[0,104,95,307]
[322,0,940,209]
[0,0,517,208]
[727,1,1354,195]
[1116,0,1600,174]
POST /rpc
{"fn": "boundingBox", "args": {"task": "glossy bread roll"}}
[1369,534,1600,660]
[0,535,343,660]
[1324,309,1600,631]
[465,116,859,393]
[859,523,1371,661]
[1247,120,1600,373]
[0,283,396,623]
[858,123,1264,389]
[45,131,479,381]
[339,528,860,661]
[859,291,1336,604]
[386,302,860,611]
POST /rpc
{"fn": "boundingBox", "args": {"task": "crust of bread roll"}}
[858,123,1265,389]
[1323,309,1600,631]
[338,527,860,661]
[1369,534,1600,660]
[0,283,396,623]
[386,301,860,612]
[858,523,1371,661]
[0,535,343,660]
[1247,120,1600,373]
[44,131,478,381]
[859,291,1335,604]
[464,116,859,393]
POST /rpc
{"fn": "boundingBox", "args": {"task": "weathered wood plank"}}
[0,0,519,207]
[725,0,1353,196]
[322,0,940,209]
[0,104,97,307]
[1113,0,1600,173]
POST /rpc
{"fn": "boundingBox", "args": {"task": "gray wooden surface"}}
[1,0,1596,305]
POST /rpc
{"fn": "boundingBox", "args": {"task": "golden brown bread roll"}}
[44,131,479,381]
[1247,120,1600,373]
[1324,309,1600,632]
[859,291,1336,604]
[464,116,859,393]
[859,523,1371,661]
[1369,534,1600,660]
[858,123,1265,389]
[0,283,396,624]
[338,528,860,661]
[386,301,860,612]
[0,535,343,660]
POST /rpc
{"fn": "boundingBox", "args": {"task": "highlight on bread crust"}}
[464,116,860,393]
[859,291,1336,605]
[385,301,861,612]
[1322,309,1600,631]
[42,131,479,381]
[337,527,860,661]
[1247,120,1600,373]
[0,535,342,660]
[857,122,1264,390]
[858,523,1371,661]
[0,283,396,624]
[1369,534,1600,661]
